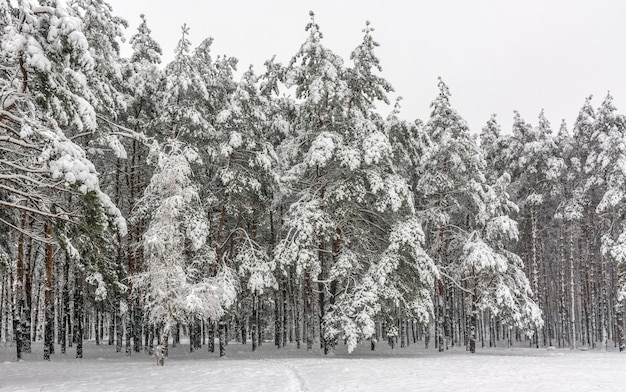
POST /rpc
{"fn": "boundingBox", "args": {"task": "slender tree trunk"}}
[43,222,54,361]
[115,296,123,353]
[14,213,26,361]
[306,271,314,351]
[156,324,169,366]
[11,270,23,361]
[134,299,142,353]
[22,222,33,353]
[294,272,301,349]
[0,276,5,344]
[258,300,264,347]
[61,254,70,354]
[219,318,226,357]
[558,224,567,348]
[208,320,215,353]
[94,308,100,346]
[282,277,288,348]
[75,270,84,358]
[251,292,258,352]
[125,305,133,356]
[616,305,625,352]
[469,301,477,353]
[147,324,154,355]
[274,287,281,348]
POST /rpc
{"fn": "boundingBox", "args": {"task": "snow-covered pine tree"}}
[0,0,126,361]
[480,114,509,183]
[417,79,542,352]
[416,78,485,352]
[274,16,436,353]
[214,67,284,353]
[503,109,563,347]
[461,173,543,352]
[132,140,236,365]
[584,93,626,351]
[118,13,164,355]
[570,96,604,348]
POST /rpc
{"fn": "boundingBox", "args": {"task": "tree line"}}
[0,2,624,364]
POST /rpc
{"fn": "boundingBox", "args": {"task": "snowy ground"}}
[1,340,624,391]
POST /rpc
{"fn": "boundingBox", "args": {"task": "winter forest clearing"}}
[1,341,624,392]
[1,0,625,389]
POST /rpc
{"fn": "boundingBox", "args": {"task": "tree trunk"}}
[115,296,123,353]
[436,280,445,352]
[305,271,314,351]
[14,213,26,361]
[156,325,169,366]
[22,224,33,353]
[219,318,226,357]
[282,277,288,348]
[616,306,625,352]
[251,292,258,352]
[470,301,477,353]
[125,304,133,356]
[274,287,281,348]
[133,299,142,352]
[294,274,301,349]
[208,320,215,353]
[44,222,54,361]
[61,255,71,354]
[74,270,84,358]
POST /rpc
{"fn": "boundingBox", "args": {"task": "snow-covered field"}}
[1,341,624,391]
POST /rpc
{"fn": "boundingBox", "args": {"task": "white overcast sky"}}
[107,0,626,134]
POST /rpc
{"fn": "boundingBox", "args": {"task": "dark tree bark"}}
[208,321,215,353]
[219,318,226,357]
[251,292,258,352]
[469,301,478,354]
[133,300,142,353]
[75,271,84,359]
[115,296,123,353]
[274,288,281,348]
[61,255,70,354]
[43,222,54,361]
[617,307,625,352]
[125,305,132,356]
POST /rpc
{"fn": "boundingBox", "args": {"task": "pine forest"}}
[1,1,625,368]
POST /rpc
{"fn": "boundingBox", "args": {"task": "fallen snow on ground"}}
[1,341,624,391]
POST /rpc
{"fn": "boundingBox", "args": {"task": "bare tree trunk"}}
[22,218,33,353]
[115,296,123,353]
[558,224,567,348]
[219,318,226,357]
[156,325,169,366]
[282,277,288,348]
[306,271,314,351]
[13,213,26,360]
[586,212,597,348]
[133,299,142,353]
[125,305,133,356]
[294,276,301,349]
[75,270,84,358]
[61,255,70,354]
[469,301,478,353]
[44,221,54,361]
[616,305,625,352]
[274,287,281,348]
[251,292,258,352]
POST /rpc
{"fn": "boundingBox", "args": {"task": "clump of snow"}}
[308,132,336,167]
